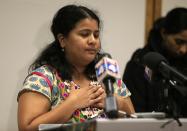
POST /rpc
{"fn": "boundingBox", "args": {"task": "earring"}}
[97,49,101,54]
[61,48,64,52]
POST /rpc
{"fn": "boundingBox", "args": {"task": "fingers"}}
[93,102,104,109]
[89,87,105,100]
[85,86,105,107]
[68,81,106,108]
[92,95,105,108]
[89,98,103,108]
[91,89,106,108]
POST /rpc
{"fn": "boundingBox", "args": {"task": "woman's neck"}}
[72,70,91,88]
[72,64,87,79]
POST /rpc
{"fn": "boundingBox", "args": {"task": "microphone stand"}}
[161,78,186,127]
[103,78,118,118]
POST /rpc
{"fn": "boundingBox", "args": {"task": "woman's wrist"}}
[65,95,79,111]
[114,94,135,114]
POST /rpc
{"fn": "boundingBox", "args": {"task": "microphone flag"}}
[95,57,120,83]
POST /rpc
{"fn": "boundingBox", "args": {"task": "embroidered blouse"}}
[18,65,131,123]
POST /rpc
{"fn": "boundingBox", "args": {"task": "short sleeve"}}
[113,79,131,98]
[17,66,54,102]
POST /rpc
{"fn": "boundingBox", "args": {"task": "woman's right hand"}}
[67,82,104,109]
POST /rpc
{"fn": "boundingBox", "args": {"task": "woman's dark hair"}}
[29,5,101,81]
[146,7,187,52]
[164,7,187,34]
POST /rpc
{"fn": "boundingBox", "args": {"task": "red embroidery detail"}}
[117,79,122,87]
[31,72,52,92]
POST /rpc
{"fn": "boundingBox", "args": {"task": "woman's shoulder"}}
[32,65,54,73]
[126,46,151,69]
[131,47,149,61]
[31,65,56,81]
[17,65,58,102]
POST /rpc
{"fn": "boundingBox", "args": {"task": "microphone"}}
[95,52,120,118]
[142,52,187,85]
[95,53,120,84]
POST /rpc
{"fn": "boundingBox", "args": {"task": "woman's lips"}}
[85,48,97,54]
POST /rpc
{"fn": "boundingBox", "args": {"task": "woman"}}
[123,7,187,116]
[17,5,135,131]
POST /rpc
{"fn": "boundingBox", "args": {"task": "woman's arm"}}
[18,91,77,131]
[115,94,135,115]
[18,84,103,131]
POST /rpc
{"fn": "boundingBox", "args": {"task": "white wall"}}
[162,0,187,16]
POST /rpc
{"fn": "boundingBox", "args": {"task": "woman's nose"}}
[88,34,96,44]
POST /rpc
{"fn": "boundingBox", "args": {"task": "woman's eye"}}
[94,32,100,38]
[79,30,100,39]
[175,38,187,45]
[79,31,90,37]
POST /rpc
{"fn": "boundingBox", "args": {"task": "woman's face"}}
[60,18,101,66]
[162,30,187,58]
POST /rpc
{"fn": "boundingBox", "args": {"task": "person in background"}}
[123,7,187,117]
[17,4,135,131]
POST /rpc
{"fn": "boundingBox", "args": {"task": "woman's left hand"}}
[91,85,106,109]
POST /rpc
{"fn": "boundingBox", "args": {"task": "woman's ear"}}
[57,34,65,48]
